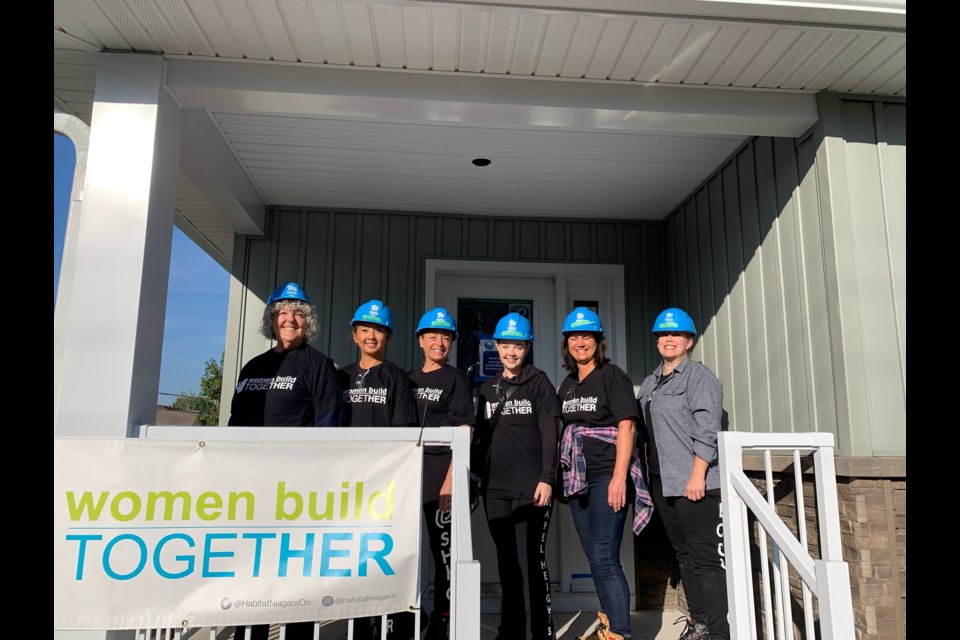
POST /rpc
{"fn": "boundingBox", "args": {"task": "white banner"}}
[54,438,423,630]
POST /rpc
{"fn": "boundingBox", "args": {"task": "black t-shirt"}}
[409,365,475,457]
[475,365,561,500]
[228,344,343,427]
[337,360,418,428]
[557,363,638,478]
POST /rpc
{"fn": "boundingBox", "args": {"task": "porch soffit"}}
[53,0,905,264]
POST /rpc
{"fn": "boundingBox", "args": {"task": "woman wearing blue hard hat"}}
[556,308,654,640]
[338,300,418,429]
[228,282,344,640]
[409,307,475,640]
[474,312,561,640]
[229,282,343,429]
[637,308,727,640]
[338,300,419,640]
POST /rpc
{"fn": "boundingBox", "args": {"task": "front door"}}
[428,261,634,614]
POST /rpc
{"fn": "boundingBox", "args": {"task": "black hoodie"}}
[475,364,561,501]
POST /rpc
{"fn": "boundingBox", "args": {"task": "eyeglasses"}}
[355,368,370,388]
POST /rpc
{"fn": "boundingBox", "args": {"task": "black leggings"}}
[422,454,452,619]
[650,475,729,640]
[484,496,555,640]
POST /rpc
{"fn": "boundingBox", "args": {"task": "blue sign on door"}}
[477,335,502,381]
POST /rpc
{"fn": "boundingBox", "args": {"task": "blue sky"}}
[54,133,230,404]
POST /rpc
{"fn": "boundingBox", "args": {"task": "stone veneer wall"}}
[737,456,906,640]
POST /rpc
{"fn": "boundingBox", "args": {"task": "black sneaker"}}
[673,616,710,640]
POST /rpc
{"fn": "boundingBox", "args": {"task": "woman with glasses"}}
[408,307,475,640]
[557,308,653,640]
[637,308,727,640]
[337,299,418,640]
[474,312,560,640]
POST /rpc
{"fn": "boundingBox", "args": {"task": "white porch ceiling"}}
[53,0,906,265]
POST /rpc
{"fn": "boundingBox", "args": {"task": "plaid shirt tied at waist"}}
[559,423,655,534]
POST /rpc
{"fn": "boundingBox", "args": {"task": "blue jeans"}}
[568,475,633,638]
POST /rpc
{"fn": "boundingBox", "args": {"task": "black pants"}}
[423,454,452,624]
[484,496,555,640]
[650,475,729,640]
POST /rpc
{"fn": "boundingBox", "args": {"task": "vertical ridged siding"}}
[660,94,905,456]
[221,213,665,418]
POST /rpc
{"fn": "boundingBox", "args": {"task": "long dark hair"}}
[560,333,610,372]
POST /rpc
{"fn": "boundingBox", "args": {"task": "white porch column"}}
[54,52,181,439]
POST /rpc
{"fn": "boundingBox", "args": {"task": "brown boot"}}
[581,612,625,640]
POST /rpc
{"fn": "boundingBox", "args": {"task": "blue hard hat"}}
[267,282,310,305]
[652,307,697,335]
[493,312,533,341]
[562,307,603,335]
[351,299,394,332]
[416,307,458,339]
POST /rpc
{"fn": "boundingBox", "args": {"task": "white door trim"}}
[425,259,628,377]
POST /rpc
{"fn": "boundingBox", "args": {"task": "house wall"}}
[658,93,905,458]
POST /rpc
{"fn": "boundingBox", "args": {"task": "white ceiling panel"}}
[511,13,545,76]
[736,29,802,87]
[431,7,460,71]
[853,44,906,94]
[372,4,405,69]
[609,19,661,81]
[484,12,515,75]
[246,1,295,61]
[534,14,577,77]
[185,0,241,58]
[658,24,718,85]
[584,19,633,80]
[221,1,270,60]
[459,10,488,73]
[341,2,377,67]
[52,0,906,265]
[560,17,606,79]
[280,0,323,63]
[402,5,432,70]
[314,1,352,65]
[684,24,747,85]
[635,21,693,83]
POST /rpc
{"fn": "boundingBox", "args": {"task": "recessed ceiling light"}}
[472,158,491,167]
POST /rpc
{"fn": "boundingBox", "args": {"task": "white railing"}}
[132,425,480,640]
[719,432,854,640]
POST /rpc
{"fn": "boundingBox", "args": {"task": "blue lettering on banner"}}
[64,531,396,580]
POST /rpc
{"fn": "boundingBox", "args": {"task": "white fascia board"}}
[432,0,906,31]
[165,58,818,138]
[179,108,265,236]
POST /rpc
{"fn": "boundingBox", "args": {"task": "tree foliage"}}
[171,353,223,426]
[196,353,224,426]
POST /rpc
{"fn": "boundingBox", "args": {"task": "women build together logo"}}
[62,480,399,581]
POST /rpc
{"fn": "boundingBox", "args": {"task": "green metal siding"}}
[659,93,905,456]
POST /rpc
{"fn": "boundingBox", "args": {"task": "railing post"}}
[719,432,753,640]
[449,427,480,640]
[815,560,855,640]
